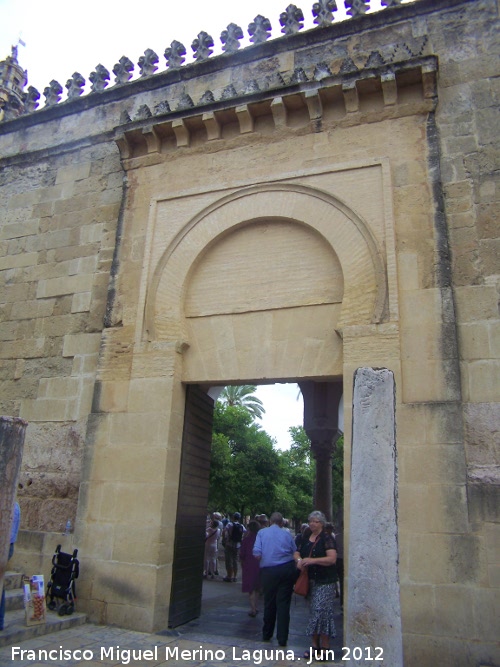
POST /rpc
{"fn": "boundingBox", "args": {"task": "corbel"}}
[142,125,161,153]
[304,89,323,121]
[421,63,437,99]
[381,71,397,106]
[271,97,288,129]
[342,81,359,113]
[202,112,221,140]
[114,132,132,159]
[235,105,254,134]
[172,118,190,147]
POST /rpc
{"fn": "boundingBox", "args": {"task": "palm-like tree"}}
[219,385,265,420]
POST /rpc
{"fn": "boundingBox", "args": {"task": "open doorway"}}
[169,382,344,652]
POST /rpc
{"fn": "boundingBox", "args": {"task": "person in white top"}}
[204,519,221,579]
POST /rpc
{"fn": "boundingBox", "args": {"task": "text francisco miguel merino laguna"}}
[11,645,322,665]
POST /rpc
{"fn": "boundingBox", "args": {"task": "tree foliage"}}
[331,434,344,519]
[277,426,315,527]
[208,400,343,528]
[218,385,265,419]
[208,402,280,517]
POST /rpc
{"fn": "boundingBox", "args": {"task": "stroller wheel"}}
[48,600,57,611]
[66,603,75,615]
[58,603,68,616]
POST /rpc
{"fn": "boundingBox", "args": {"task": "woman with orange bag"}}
[294,510,337,660]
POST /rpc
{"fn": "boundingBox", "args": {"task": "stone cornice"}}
[115,56,438,164]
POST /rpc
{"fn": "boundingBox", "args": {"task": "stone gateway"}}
[0,1,498,664]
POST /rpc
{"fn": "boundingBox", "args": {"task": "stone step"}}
[0,608,87,648]
[5,587,24,612]
[3,571,23,591]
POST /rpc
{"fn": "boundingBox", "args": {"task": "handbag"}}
[294,535,320,597]
[294,568,309,596]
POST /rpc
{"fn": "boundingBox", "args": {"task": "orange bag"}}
[294,568,309,596]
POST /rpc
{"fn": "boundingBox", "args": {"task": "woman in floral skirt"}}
[294,510,337,659]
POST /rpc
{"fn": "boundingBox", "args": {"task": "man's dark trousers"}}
[260,560,296,645]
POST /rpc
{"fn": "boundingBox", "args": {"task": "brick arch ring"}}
[144,183,387,341]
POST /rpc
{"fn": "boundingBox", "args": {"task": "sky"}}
[0,0,386,98]
[254,384,304,450]
[0,0,356,449]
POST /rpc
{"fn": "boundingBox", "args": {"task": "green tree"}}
[231,433,281,517]
[286,425,313,466]
[331,435,344,518]
[208,432,235,512]
[278,426,315,528]
[208,404,335,529]
[219,385,265,419]
[208,401,278,516]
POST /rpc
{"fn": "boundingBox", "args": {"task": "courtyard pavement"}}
[0,574,345,667]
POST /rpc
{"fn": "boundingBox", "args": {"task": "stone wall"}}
[0,0,498,663]
[0,138,122,531]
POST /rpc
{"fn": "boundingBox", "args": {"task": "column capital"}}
[309,430,342,460]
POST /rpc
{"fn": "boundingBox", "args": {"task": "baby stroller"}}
[46,544,79,616]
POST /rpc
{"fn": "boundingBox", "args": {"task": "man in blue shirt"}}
[253,511,298,646]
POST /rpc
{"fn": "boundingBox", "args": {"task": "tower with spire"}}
[0,45,27,121]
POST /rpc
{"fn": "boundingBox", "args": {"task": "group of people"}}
[204,509,343,657]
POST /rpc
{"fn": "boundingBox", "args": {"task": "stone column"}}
[310,437,340,520]
[0,417,27,591]
[300,381,343,521]
[346,368,403,666]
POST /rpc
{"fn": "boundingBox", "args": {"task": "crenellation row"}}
[1,0,412,120]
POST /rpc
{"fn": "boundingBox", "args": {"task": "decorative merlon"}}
[280,5,305,35]
[312,0,338,27]
[138,49,159,77]
[221,23,244,53]
[249,15,273,44]
[113,56,134,85]
[65,72,85,100]
[89,64,110,93]
[0,0,430,121]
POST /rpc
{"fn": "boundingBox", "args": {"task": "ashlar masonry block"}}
[63,333,102,357]
[55,161,91,184]
[0,251,37,271]
[467,360,500,402]
[71,292,92,313]
[37,274,94,299]
[454,285,498,322]
[20,397,68,421]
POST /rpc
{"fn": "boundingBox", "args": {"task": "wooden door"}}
[168,385,214,627]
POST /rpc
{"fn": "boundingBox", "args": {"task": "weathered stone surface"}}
[0,1,498,661]
[464,403,500,468]
[347,368,403,667]
[0,417,27,592]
